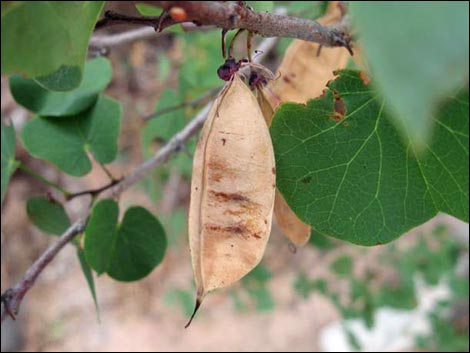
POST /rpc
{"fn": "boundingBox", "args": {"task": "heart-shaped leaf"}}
[270,70,468,246]
[26,196,71,235]
[76,246,99,313]
[1,120,19,206]
[350,2,469,151]
[84,199,167,282]
[2,1,105,89]
[21,96,122,176]
[10,57,112,116]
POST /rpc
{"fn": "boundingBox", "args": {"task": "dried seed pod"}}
[187,75,276,325]
[262,1,352,246]
[257,88,311,246]
[267,2,350,106]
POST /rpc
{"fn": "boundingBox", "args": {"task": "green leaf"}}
[135,3,160,16]
[270,70,469,246]
[330,255,353,277]
[1,1,23,17]
[85,199,167,282]
[247,1,273,13]
[84,199,119,275]
[76,246,99,313]
[26,196,71,235]
[34,65,83,92]
[350,2,469,150]
[2,1,105,89]
[10,57,112,116]
[134,4,183,33]
[1,120,19,206]
[21,96,122,176]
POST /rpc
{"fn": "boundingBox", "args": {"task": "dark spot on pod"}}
[221,138,227,146]
[272,167,276,174]
[211,191,251,203]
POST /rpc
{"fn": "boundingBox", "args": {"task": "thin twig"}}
[106,103,211,198]
[90,27,162,48]
[143,86,221,121]
[65,179,121,201]
[0,36,277,325]
[133,1,352,52]
[1,220,87,323]
[0,104,211,324]
[94,10,176,31]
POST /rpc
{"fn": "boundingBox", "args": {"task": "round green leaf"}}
[270,70,469,246]
[10,57,112,116]
[34,65,83,92]
[1,120,19,206]
[26,196,71,235]
[21,95,122,176]
[350,2,469,151]
[85,199,167,282]
[84,199,119,275]
[107,206,167,281]
[1,1,105,87]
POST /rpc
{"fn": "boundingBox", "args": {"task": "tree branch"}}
[1,220,87,323]
[90,27,162,48]
[0,35,277,325]
[107,103,211,197]
[143,86,221,121]
[94,10,176,31]
[98,2,352,52]
[0,103,212,325]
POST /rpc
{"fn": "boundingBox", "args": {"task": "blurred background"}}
[1,2,468,352]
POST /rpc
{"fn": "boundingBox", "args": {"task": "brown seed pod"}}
[262,1,353,246]
[257,88,311,246]
[268,2,350,106]
[187,75,276,326]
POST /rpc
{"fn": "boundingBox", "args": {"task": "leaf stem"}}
[18,164,71,197]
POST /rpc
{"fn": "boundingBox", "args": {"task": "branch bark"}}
[1,220,87,323]
[0,102,212,325]
[0,36,277,324]
[98,1,352,52]
[90,27,163,48]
